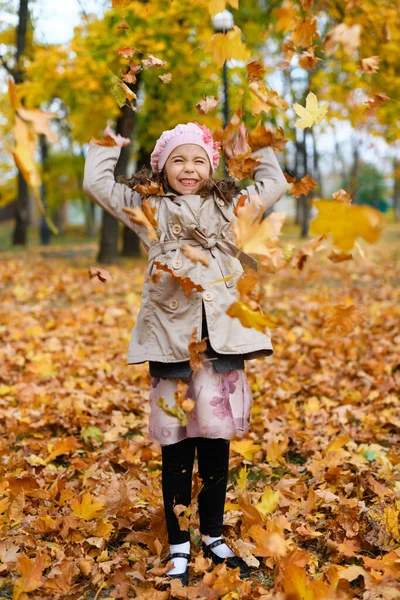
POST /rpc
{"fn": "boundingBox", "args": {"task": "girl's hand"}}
[223,123,250,159]
[104,124,131,147]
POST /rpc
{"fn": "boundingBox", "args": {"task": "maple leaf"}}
[290,174,317,197]
[191,552,212,573]
[209,0,238,16]
[13,553,47,600]
[196,96,219,115]
[205,26,250,67]
[117,46,136,58]
[299,46,321,69]
[17,107,58,143]
[248,81,289,115]
[188,327,207,371]
[255,487,280,515]
[358,56,380,73]
[153,261,204,297]
[248,122,288,153]
[292,92,328,128]
[227,152,261,179]
[173,504,191,531]
[141,197,159,228]
[234,200,286,256]
[89,266,113,282]
[91,134,117,147]
[274,1,298,33]
[142,54,166,69]
[292,235,326,270]
[360,501,400,550]
[332,188,352,203]
[231,439,260,461]
[156,397,187,427]
[324,23,361,56]
[182,245,210,267]
[325,302,365,336]
[246,60,266,82]
[45,437,78,463]
[11,115,41,189]
[309,200,383,252]
[292,15,318,48]
[282,564,330,599]
[133,180,164,197]
[122,206,158,242]
[248,525,286,557]
[227,301,278,332]
[159,73,172,83]
[70,493,105,520]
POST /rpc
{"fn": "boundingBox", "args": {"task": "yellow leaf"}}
[309,200,383,252]
[231,440,260,461]
[292,91,328,128]
[70,493,105,520]
[237,466,248,491]
[205,26,250,67]
[325,433,351,453]
[255,487,280,515]
[209,0,239,17]
[227,301,277,332]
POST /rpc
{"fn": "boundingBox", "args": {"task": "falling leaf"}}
[182,245,210,267]
[292,15,318,48]
[116,21,130,30]
[248,525,286,557]
[248,81,289,115]
[292,235,326,270]
[325,302,365,335]
[323,22,361,56]
[274,1,298,33]
[282,564,330,599]
[18,107,58,143]
[309,200,383,252]
[290,174,317,197]
[299,46,321,69]
[205,26,250,67]
[358,56,380,73]
[196,96,219,115]
[248,122,288,153]
[227,152,261,179]
[153,261,204,297]
[173,504,191,531]
[227,301,278,332]
[133,180,164,197]
[122,206,158,241]
[91,134,117,147]
[292,91,328,128]
[246,60,266,82]
[234,200,286,256]
[117,47,136,58]
[89,266,113,282]
[188,327,207,371]
[209,0,238,16]
[142,54,166,69]
[255,487,280,515]
[159,73,172,83]
[156,397,187,427]
[332,189,352,203]
[70,494,105,520]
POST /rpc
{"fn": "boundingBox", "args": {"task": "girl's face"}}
[164,144,211,195]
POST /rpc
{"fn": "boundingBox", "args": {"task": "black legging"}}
[161,437,230,544]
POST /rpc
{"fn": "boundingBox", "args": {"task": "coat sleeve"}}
[240,146,289,212]
[82,140,147,239]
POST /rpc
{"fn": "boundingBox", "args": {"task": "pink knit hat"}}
[150,122,221,174]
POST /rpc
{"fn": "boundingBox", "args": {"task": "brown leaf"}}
[173,504,191,531]
[332,188,352,203]
[142,54,166,69]
[248,122,288,153]
[117,46,136,58]
[154,261,204,297]
[290,174,317,198]
[227,152,261,179]
[91,134,117,147]
[292,235,326,270]
[122,207,158,241]
[196,96,219,115]
[13,553,47,600]
[246,60,266,82]
[159,73,172,83]
[358,56,380,73]
[188,327,207,371]
[328,250,353,263]
[89,266,113,282]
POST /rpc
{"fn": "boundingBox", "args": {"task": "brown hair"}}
[117,165,242,204]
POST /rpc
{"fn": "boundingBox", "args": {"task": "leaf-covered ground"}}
[0,228,399,600]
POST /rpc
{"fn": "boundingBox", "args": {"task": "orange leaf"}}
[248,122,288,153]
[46,437,78,463]
[188,327,207,371]
[89,266,112,282]
[227,152,261,179]
[122,206,158,242]
[290,174,317,197]
[154,261,204,297]
[182,245,210,267]
[13,553,46,600]
[91,135,117,147]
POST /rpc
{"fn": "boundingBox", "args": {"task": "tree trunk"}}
[349,134,360,203]
[11,0,30,246]
[38,134,52,245]
[300,129,310,239]
[392,157,399,222]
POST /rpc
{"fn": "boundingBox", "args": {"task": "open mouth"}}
[179,179,199,187]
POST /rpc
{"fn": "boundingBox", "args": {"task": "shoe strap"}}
[167,552,190,560]
[206,538,227,550]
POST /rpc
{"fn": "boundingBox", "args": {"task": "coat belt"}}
[147,238,258,272]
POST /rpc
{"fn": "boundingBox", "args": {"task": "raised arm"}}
[244,146,289,212]
[83,140,145,235]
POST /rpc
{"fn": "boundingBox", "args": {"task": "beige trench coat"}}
[83,142,288,365]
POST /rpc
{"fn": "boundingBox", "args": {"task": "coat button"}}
[172,224,182,235]
[217,198,224,207]
[203,291,214,302]
[172,260,182,270]
[169,299,179,309]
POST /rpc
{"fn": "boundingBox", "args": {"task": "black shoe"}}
[202,539,250,579]
[164,552,190,586]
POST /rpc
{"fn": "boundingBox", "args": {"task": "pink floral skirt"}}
[148,361,253,446]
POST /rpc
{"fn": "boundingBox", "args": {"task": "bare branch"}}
[0,54,15,77]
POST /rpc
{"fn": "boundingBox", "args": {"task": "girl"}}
[83,121,288,585]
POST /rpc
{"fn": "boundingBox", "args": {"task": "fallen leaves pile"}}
[0,229,399,599]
